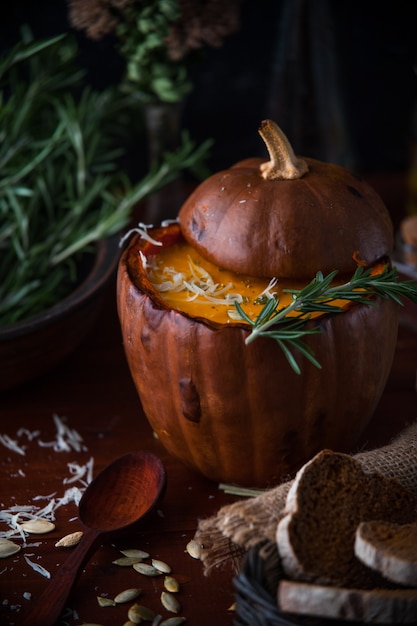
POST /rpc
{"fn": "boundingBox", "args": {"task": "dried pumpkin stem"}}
[259,119,309,180]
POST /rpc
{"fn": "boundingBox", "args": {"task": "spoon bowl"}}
[79,449,165,530]
[22,450,166,626]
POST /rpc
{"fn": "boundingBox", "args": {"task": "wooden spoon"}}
[21,450,166,626]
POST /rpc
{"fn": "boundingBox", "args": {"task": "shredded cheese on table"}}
[23,555,51,579]
[0,434,27,456]
[0,414,86,456]
[37,414,87,453]
[0,474,90,542]
[0,414,93,587]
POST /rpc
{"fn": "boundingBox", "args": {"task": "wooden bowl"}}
[0,237,120,392]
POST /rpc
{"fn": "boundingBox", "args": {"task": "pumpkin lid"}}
[178,120,393,279]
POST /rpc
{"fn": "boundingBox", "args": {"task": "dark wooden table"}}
[0,279,241,626]
[1,255,416,626]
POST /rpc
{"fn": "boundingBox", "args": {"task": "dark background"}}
[2,0,417,175]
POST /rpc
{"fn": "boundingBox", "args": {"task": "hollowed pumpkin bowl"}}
[117,120,399,488]
[117,225,399,488]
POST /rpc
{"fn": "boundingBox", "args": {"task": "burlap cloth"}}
[194,421,417,574]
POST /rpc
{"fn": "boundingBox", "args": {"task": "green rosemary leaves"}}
[235,264,417,375]
[0,32,211,326]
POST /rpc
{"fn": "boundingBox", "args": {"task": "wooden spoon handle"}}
[20,527,101,626]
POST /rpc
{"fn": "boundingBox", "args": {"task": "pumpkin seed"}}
[160,591,181,614]
[97,596,116,607]
[113,556,144,566]
[0,538,21,558]
[160,619,186,626]
[55,531,83,548]
[121,548,150,559]
[185,539,200,559]
[164,576,180,593]
[122,622,137,626]
[152,558,171,574]
[133,562,162,576]
[114,588,141,604]
[128,603,156,623]
[20,519,55,534]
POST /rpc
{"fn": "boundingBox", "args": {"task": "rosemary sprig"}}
[0,31,211,327]
[235,264,417,375]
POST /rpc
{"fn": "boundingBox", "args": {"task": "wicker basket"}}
[233,542,346,626]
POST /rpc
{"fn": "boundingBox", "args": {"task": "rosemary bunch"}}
[235,265,417,375]
[0,32,211,327]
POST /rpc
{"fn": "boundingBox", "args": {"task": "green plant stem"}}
[0,32,212,327]
[51,135,212,265]
[235,264,417,374]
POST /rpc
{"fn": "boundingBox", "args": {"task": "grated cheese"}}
[144,236,349,327]
[260,277,279,299]
[0,434,26,456]
[23,555,50,579]
[0,414,96,593]
[0,458,93,542]
[145,242,277,324]
[63,458,94,486]
[119,221,163,248]
[0,414,86,456]
[16,428,40,441]
[139,250,148,269]
[137,229,352,328]
[148,254,244,307]
[38,414,87,452]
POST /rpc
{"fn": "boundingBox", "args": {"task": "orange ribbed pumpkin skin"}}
[117,230,399,488]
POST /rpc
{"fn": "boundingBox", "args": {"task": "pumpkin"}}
[117,120,398,488]
[179,120,393,279]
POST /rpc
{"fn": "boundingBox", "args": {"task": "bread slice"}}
[278,579,417,623]
[276,450,417,588]
[355,520,417,587]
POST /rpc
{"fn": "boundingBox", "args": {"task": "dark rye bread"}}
[355,520,417,587]
[276,450,417,589]
[278,579,417,624]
